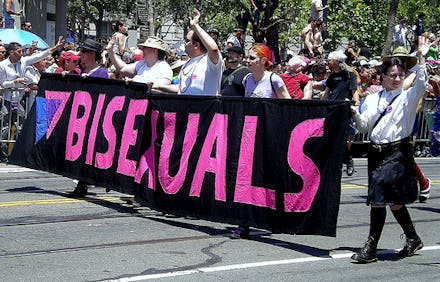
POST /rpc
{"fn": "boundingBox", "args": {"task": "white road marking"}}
[104,245,440,281]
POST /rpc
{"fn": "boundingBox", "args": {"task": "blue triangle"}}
[35,97,62,144]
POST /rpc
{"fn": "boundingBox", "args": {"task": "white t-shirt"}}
[178,52,223,96]
[132,60,172,84]
[243,71,286,98]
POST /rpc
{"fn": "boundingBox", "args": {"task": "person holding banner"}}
[350,36,429,263]
[79,38,109,79]
[153,9,222,96]
[230,42,290,239]
[106,36,172,86]
[69,39,109,197]
[242,43,290,99]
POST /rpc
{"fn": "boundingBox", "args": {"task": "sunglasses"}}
[246,55,258,61]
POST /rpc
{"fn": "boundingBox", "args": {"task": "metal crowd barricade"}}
[0,87,38,161]
[353,97,437,144]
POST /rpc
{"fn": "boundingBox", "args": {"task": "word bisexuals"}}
[47,90,328,213]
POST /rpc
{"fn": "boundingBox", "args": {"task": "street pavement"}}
[0,158,439,282]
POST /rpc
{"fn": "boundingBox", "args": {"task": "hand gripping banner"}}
[10,74,350,236]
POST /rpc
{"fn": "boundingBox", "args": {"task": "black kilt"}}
[367,137,418,205]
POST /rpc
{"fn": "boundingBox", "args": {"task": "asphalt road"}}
[0,158,439,282]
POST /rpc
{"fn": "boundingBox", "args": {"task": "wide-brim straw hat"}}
[383,46,417,69]
[137,36,168,52]
[170,59,187,70]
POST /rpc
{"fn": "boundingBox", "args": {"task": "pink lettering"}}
[134,110,159,190]
[159,113,199,194]
[117,99,149,177]
[65,91,92,161]
[190,113,228,201]
[234,116,275,209]
[94,96,125,169]
[86,94,105,165]
[284,118,324,212]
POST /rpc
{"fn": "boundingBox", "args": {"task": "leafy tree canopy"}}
[68,0,440,57]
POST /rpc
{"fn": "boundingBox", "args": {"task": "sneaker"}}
[419,178,431,203]
[398,234,423,258]
[351,236,378,263]
[230,226,250,239]
[346,158,355,176]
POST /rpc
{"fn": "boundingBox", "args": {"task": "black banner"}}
[10,74,350,236]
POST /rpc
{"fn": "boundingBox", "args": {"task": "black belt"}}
[370,137,410,152]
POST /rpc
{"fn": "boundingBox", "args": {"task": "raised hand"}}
[51,36,65,52]
[418,35,431,56]
[106,36,116,52]
[189,8,200,28]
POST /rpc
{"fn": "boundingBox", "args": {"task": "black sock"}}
[391,205,416,238]
[369,207,386,246]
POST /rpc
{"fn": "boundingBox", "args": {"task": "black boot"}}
[351,236,378,263]
[69,181,88,197]
[398,234,423,258]
[391,206,423,258]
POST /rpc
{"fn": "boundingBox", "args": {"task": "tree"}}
[383,0,399,56]
[66,0,440,59]
[67,0,136,41]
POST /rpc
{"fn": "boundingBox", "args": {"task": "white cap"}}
[288,56,307,70]
[368,59,382,67]
[327,50,347,61]
[359,60,369,66]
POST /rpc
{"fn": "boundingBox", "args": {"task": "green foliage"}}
[67,0,136,40]
[67,0,440,55]
[327,0,388,56]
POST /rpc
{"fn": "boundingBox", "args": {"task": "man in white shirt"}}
[153,9,222,96]
[0,38,64,104]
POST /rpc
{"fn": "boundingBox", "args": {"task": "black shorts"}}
[367,138,417,205]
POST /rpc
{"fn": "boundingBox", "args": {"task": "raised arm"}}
[106,36,136,76]
[189,9,220,64]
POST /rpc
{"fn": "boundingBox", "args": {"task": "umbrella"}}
[0,29,49,49]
